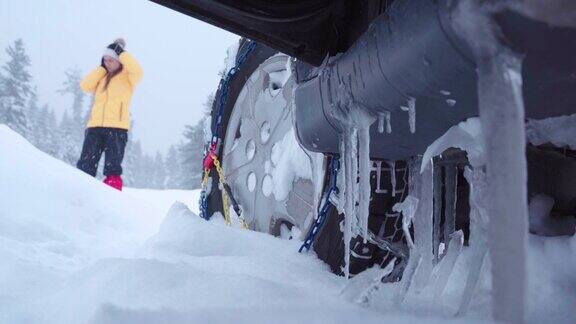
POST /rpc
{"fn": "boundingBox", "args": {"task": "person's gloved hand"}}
[107,38,126,56]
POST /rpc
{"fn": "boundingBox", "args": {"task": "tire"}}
[205,39,319,235]
[313,158,409,277]
[206,39,277,225]
[207,40,405,274]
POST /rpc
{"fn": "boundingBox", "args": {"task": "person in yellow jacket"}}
[76,38,143,191]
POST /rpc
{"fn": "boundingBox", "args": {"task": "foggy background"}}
[0,0,239,155]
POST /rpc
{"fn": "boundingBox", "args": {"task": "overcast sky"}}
[0,0,239,155]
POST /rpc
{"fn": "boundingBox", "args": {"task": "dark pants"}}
[77,127,128,177]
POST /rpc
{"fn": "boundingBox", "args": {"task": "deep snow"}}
[1,124,575,323]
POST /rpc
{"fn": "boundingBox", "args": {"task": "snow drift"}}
[1,124,575,324]
[0,125,167,322]
[0,125,392,323]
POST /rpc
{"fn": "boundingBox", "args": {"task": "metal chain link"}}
[213,157,248,228]
[199,40,257,222]
[200,168,211,220]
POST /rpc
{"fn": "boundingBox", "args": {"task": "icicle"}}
[395,252,422,305]
[433,164,443,263]
[340,127,358,278]
[351,129,359,219]
[457,167,489,316]
[387,160,396,197]
[328,78,375,278]
[393,158,422,305]
[309,150,327,225]
[393,195,418,249]
[378,111,392,134]
[453,2,528,321]
[407,97,416,133]
[432,230,464,302]
[358,125,371,243]
[411,159,434,292]
[337,112,375,277]
[444,166,458,251]
[374,161,386,194]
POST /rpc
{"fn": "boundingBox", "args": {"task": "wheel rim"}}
[221,54,315,233]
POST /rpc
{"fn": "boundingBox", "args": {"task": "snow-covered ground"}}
[0,126,445,323]
[124,188,201,223]
[0,124,574,323]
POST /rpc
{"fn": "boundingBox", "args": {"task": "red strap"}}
[203,151,217,169]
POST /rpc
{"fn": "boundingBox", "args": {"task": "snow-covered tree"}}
[150,152,167,189]
[124,138,148,187]
[59,68,85,123]
[0,39,32,137]
[36,104,59,156]
[164,145,181,189]
[26,88,41,146]
[176,93,213,189]
[178,121,205,189]
[55,68,86,165]
[57,111,80,165]
[140,153,156,188]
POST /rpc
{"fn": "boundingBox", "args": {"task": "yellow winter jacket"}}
[80,52,143,130]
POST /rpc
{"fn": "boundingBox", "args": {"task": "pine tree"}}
[140,153,156,188]
[46,108,59,156]
[26,88,41,146]
[57,111,80,165]
[36,104,57,155]
[124,139,145,188]
[151,152,167,189]
[122,138,137,187]
[178,121,205,189]
[164,145,181,189]
[0,39,32,137]
[58,68,86,164]
[59,69,85,121]
[176,92,214,190]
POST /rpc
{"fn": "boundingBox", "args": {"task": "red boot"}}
[104,175,123,191]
